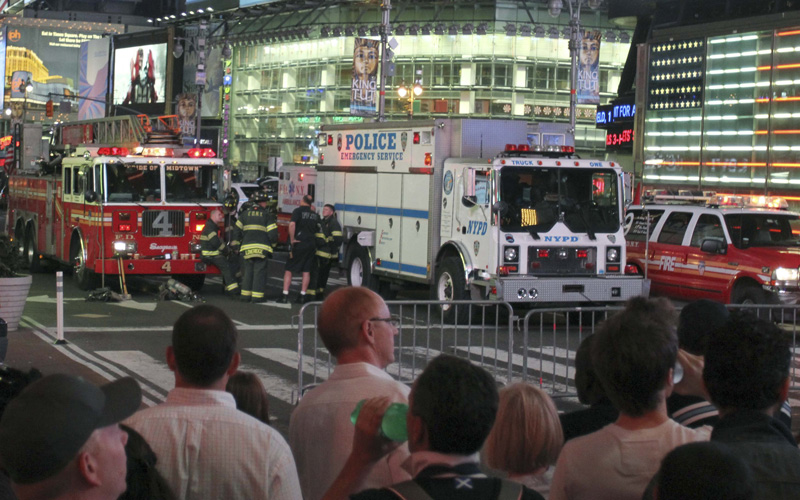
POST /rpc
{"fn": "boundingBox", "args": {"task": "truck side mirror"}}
[492,200,508,215]
[84,190,98,203]
[462,195,477,207]
[701,239,726,255]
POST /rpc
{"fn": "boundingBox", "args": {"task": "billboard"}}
[112,44,167,107]
[5,24,106,103]
[350,37,378,116]
[78,38,110,120]
[577,29,601,105]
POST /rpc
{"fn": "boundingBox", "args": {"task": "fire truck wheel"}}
[173,274,205,291]
[346,245,375,289]
[434,257,470,324]
[13,221,25,260]
[71,238,97,290]
[25,230,43,273]
[732,282,766,305]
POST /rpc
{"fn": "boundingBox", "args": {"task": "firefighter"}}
[231,191,278,303]
[308,203,342,299]
[200,209,240,296]
[221,194,242,279]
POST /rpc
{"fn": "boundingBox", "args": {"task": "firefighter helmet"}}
[222,195,237,214]
[250,190,270,203]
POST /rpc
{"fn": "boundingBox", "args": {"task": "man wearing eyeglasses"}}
[289,286,409,500]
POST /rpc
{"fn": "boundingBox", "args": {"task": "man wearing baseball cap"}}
[0,374,142,500]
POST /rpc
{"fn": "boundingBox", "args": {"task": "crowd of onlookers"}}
[0,288,799,500]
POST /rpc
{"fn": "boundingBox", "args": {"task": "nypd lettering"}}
[467,220,487,235]
[544,236,579,242]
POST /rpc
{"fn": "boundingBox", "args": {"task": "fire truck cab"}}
[6,115,224,290]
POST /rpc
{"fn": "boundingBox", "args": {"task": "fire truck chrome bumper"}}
[497,276,644,303]
[95,258,217,275]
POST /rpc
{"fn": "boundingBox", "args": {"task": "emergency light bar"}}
[140,147,174,157]
[187,148,217,158]
[97,147,129,156]
[646,190,789,210]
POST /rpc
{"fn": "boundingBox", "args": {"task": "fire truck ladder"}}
[58,115,183,150]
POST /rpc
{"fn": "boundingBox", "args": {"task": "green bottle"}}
[350,399,409,442]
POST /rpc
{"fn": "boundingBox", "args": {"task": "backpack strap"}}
[385,478,523,500]
[496,479,524,500]
[386,480,434,500]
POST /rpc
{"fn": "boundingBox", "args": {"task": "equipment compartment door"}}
[343,172,377,230]
[400,172,431,280]
[375,172,401,276]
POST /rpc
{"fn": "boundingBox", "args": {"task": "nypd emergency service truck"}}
[317,119,643,321]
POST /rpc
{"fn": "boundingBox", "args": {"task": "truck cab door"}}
[684,213,728,301]
[458,168,492,272]
[650,211,692,298]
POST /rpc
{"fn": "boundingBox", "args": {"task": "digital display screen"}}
[596,102,636,129]
[606,128,635,150]
[112,44,167,106]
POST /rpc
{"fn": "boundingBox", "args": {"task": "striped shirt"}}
[125,388,300,500]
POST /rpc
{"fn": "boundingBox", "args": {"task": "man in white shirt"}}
[549,297,710,500]
[125,304,301,500]
[289,286,411,500]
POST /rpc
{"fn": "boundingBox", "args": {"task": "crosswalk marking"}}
[94,349,298,405]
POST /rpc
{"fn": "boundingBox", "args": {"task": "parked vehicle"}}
[625,193,800,304]
[316,119,643,321]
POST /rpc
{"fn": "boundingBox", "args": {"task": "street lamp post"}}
[23,78,33,124]
[397,80,422,119]
[378,0,392,121]
[548,0,602,137]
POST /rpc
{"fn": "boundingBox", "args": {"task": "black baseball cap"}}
[0,374,142,484]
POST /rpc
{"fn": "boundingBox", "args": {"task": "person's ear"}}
[227,351,241,376]
[77,450,101,486]
[779,376,790,403]
[406,413,427,451]
[166,346,177,372]
[361,319,376,347]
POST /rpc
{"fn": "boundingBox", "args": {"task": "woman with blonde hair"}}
[484,383,564,498]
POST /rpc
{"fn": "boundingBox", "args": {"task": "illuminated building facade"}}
[638,11,800,203]
[225,1,631,174]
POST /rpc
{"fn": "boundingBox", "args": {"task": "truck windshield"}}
[165,165,219,202]
[105,164,161,202]
[724,213,800,248]
[498,167,620,235]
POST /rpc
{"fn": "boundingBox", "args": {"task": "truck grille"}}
[528,247,595,275]
[142,210,185,237]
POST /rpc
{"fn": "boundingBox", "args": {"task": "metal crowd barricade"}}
[520,306,623,398]
[294,300,516,404]
[293,299,800,405]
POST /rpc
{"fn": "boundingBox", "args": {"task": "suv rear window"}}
[625,209,664,242]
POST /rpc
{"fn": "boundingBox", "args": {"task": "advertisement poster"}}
[78,38,109,120]
[176,92,197,140]
[112,44,167,106]
[350,37,379,116]
[181,44,223,118]
[5,24,106,104]
[577,29,601,105]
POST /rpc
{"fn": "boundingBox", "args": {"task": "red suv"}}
[625,200,800,304]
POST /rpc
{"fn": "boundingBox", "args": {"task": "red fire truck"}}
[5,115,224,290]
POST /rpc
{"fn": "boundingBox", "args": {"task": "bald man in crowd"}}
[289,286,411,500]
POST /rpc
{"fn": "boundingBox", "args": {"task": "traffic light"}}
[45,100,53,118]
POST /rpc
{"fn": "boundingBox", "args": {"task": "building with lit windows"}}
[637,7,800,204]
[219,1,631,176]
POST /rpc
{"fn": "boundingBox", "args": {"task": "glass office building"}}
[640,13,800,202]
[224,1,630,176]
